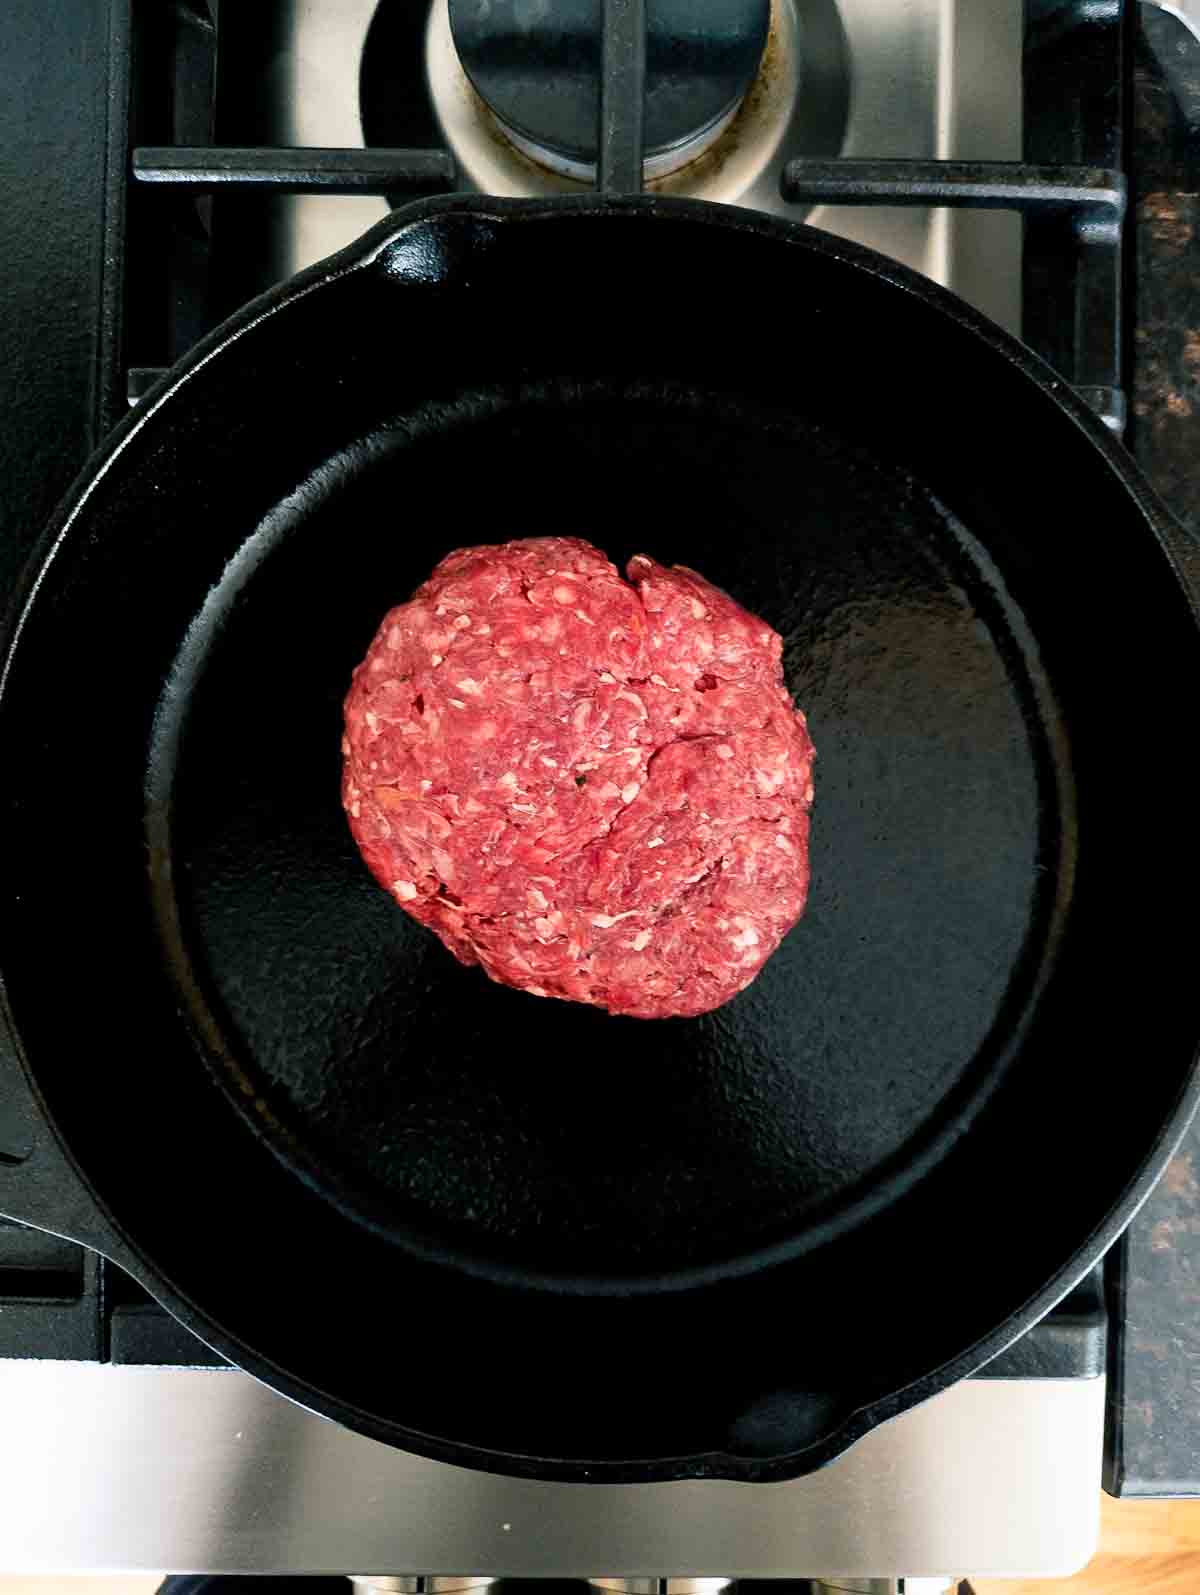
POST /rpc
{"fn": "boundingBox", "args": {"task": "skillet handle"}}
[0,1006,119,1257]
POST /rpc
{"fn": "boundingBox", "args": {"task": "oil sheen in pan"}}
[146,385,1073,1296]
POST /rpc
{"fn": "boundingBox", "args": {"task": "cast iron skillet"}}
[2,194,1199,1483]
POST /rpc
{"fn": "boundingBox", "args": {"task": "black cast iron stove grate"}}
[128,0,1128,433]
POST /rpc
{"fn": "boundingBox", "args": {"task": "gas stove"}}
[1,0,1199,1578]
[204,0,1022,334]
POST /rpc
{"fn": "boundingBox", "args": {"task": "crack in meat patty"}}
[342,538,814,1019]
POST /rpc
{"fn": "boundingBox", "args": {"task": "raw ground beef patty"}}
[342,538,814,1019]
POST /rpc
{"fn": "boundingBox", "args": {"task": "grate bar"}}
[598,0,647,194]
[780,159,1124,224]
[133,146,456,195]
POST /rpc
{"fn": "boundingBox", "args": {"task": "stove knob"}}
[810,1581,954,1594]
[589,1582,733,1593]
[350,1580,496,1593]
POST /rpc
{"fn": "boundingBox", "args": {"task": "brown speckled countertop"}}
[1130,8,1200,534]
[1105,2,1200,1497]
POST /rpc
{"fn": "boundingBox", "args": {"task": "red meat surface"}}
[342,538,814,1019]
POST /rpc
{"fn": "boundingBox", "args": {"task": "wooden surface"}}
[975,1493,1200,1595]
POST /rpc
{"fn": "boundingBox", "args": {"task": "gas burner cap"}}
[447,0,771,180]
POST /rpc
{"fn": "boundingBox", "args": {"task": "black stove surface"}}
[0,0,1198,1493]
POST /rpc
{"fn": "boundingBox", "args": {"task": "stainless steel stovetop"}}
[247,0,1022,331]
[0,1363,1101,1576]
